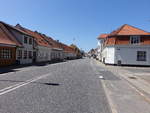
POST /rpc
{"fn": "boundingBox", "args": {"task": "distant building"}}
[97,34,108,61]
[97,24,150,66]
[60,43,76,60]
[40,35,64,61]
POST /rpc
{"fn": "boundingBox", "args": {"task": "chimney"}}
[16,23,22,28]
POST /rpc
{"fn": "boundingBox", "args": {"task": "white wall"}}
[64,52,76,59]
[102,46,115,64]
[16,35,34,64]
[97,39,104,61]
[115,46,150,65]
[51,49,63,60]
[17,48,33,64]
[36,46,51,62]
[102,45,150,65]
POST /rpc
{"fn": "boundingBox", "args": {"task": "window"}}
[28,51,32,59]
[29,38,32,45]
[24,36,28,44]
[18,50,22,59]
[58,53,60,58]
[130,36,140,44]
[24,50,27,59]
[0,49,12,59]
[137,51,146,61]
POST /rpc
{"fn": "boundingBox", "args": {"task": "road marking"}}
[125,79,150,104]
[101,80,118,113]
[99,76,104,79]
[0,73,50,96]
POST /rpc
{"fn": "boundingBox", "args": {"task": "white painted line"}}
[125,80,150,104]
[0,82,24,93]
[0,73,50,96]
[101,80,118,113]
[99,76,104,79]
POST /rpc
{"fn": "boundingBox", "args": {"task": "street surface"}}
[95,60,150,113]
[123,66,150,83]
[0,58,111,113]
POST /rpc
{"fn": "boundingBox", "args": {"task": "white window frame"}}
[24,36,28,44]
[29,38,33,45]
[17,50,22,59]
[0,49,12,59]
[23,50,28,59]
[130,36,141,45]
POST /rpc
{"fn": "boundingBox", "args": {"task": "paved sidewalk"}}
[93,60,150,113]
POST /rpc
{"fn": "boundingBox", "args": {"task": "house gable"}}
[105,24,150,46]
[0,23,21,46]
[109,24,150,36]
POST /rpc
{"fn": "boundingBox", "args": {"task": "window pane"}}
[24,36,28,44]
[29,38,32,45]
[28,51,32,59]
[130,36,140,44]
[137,51,146,61]
[24,51,27,59]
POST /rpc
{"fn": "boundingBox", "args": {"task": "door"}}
[33,51,36,63]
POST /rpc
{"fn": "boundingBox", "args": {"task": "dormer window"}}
[130,36,140,44]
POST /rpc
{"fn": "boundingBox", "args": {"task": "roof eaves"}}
[0,23,22,46]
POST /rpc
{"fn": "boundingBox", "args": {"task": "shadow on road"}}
[42,83,60,86]
[0,60,68,74]
[0,69,19,74]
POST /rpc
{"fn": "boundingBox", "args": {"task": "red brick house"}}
[0,23,21,66]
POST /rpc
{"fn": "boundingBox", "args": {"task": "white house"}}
[97,34,108,61]
[1,22,35,64]
[40,35,64,61]
[61,43,77,60]
[16,24,52,63]
[98,24,150,66]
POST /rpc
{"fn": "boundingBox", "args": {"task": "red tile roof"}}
[60,43,75,53]
[0,23,21,46]
[97,34,108,39]
[39,34,63,50]
[109,24,150,36]
[0,21,32,37]
[15,25,51,48]
[15,24,76,53]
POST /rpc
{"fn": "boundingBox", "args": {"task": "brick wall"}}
[0,46,16,66]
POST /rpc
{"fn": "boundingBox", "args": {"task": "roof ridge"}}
[125,24,150,34]
[111,24,127,35]
[39,33,53,47]
[0,21,32,37]
[0,23,21,46]
[109,24,150,36]
[98,33,109,39]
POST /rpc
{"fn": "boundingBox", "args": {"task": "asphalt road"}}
[0,58,111,113]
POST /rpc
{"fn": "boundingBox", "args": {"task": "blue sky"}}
[0,0,150,52]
